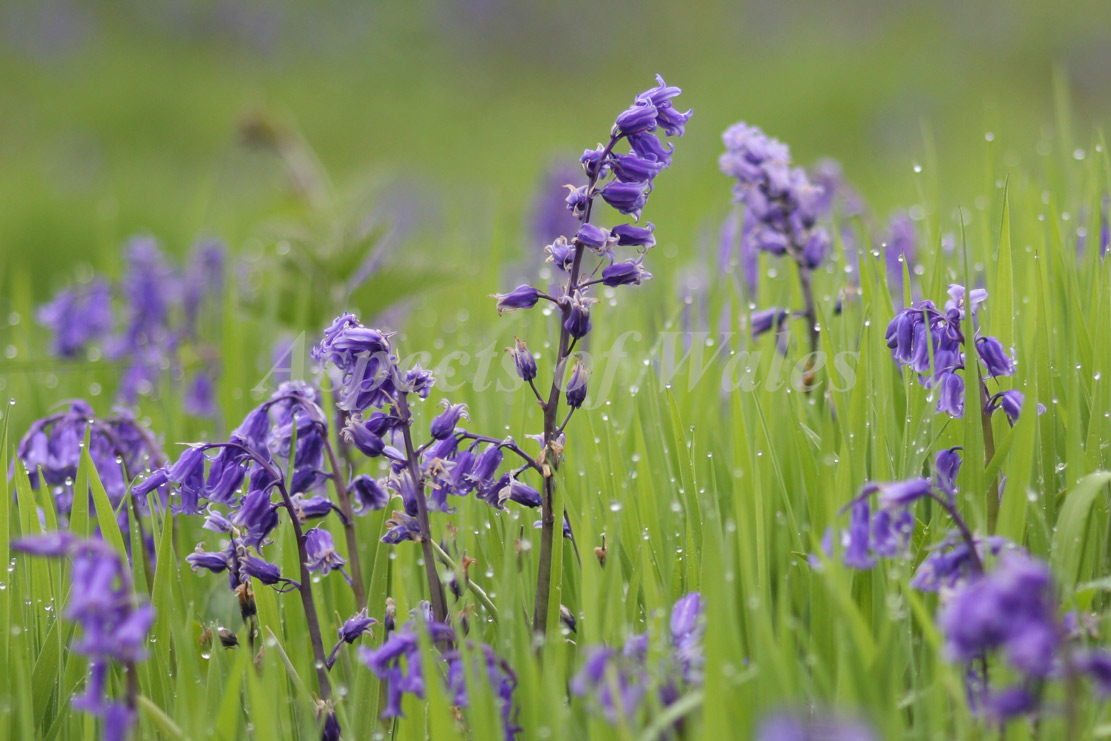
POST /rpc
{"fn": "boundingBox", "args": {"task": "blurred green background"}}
[3,0,1110,293]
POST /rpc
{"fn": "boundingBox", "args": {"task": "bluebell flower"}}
[350,475,389,514]
[304,528,348,578]
[987,389,1045,426]
[430,402,468,440]
[509,338,537,382]
[600,180,649,219]
[492,285,542,314]
[976,336,1014,377]
[940,554,1058,676]
[565,358,588,409]
[614,99,659,135]
[545,236,576,272]
[561,292,595,339]
[36,279,114,358]
[13,535,153,741]
[575,223,616,251]
[612,223,655,247]
[342,417,386,457]
[750,307,789,338]
[601,259,652,287]
[382,510,423,544]
[609,152,665,183]
[934,446,963,499]
[184,372,218,417]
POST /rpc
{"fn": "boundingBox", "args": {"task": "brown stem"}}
[274,478,332,700]
[392,382,450,632]
[322,434,367,610]
[978,372,999,533]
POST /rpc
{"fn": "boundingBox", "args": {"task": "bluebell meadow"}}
[8,70,1111,741]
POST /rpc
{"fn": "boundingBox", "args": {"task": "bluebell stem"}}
[490,76,690,635]
[13,534,154,741]
[720,122,829,356]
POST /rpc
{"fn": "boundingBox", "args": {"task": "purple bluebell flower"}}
[609,152,665,183]
[528,162,583,250]
[498,478,542,508]
[545,237,576,272]
[183,239,226,332]
[910,534,1014,593]
[987,389,1045,425]
[571,645,648,724]
[342,417,386,457]
[575,223,616,251]
[327,608,378,669]
[612,223,656,248]
[240,554,287,586]
[561,292,594,339]
[382,510,422,544]
[750,307,789,338]
[976,336,1014,377]
[935,446,963,498]
[291,494,336,521]
[509,338,537,382]
[565,358,588,409]
[430,402,468,440]
[881,211,917,295]
[600,180,649,219]
[670,592,705,684]
[36,279,114,357]
[350,475,389,514]
[304,528,347,578]
[184,371,218,417]
[940,553,1058,675]
[873,478,933,509]
[15,401,167,518]
[843,500,876,569]
[601,258,652,287]
[614,99,658,135]
[13,535,153,740]
[492,285,542,314]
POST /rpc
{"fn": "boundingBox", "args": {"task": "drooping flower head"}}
[13,534,154,740]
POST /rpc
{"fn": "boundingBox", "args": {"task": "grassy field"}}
[2,2,1111,739]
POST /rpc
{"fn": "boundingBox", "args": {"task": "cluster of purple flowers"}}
[720,123,830,270]
[15,400,167,519]
[826,453,1111,724]
[570,593,705,726]
[495,75,691,333]
[142,381,350,589]
[14,533,155,741]
[36,236,226,412]
[313,312,545,541]
[359,606,519,737]
[885,284,1041,421]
